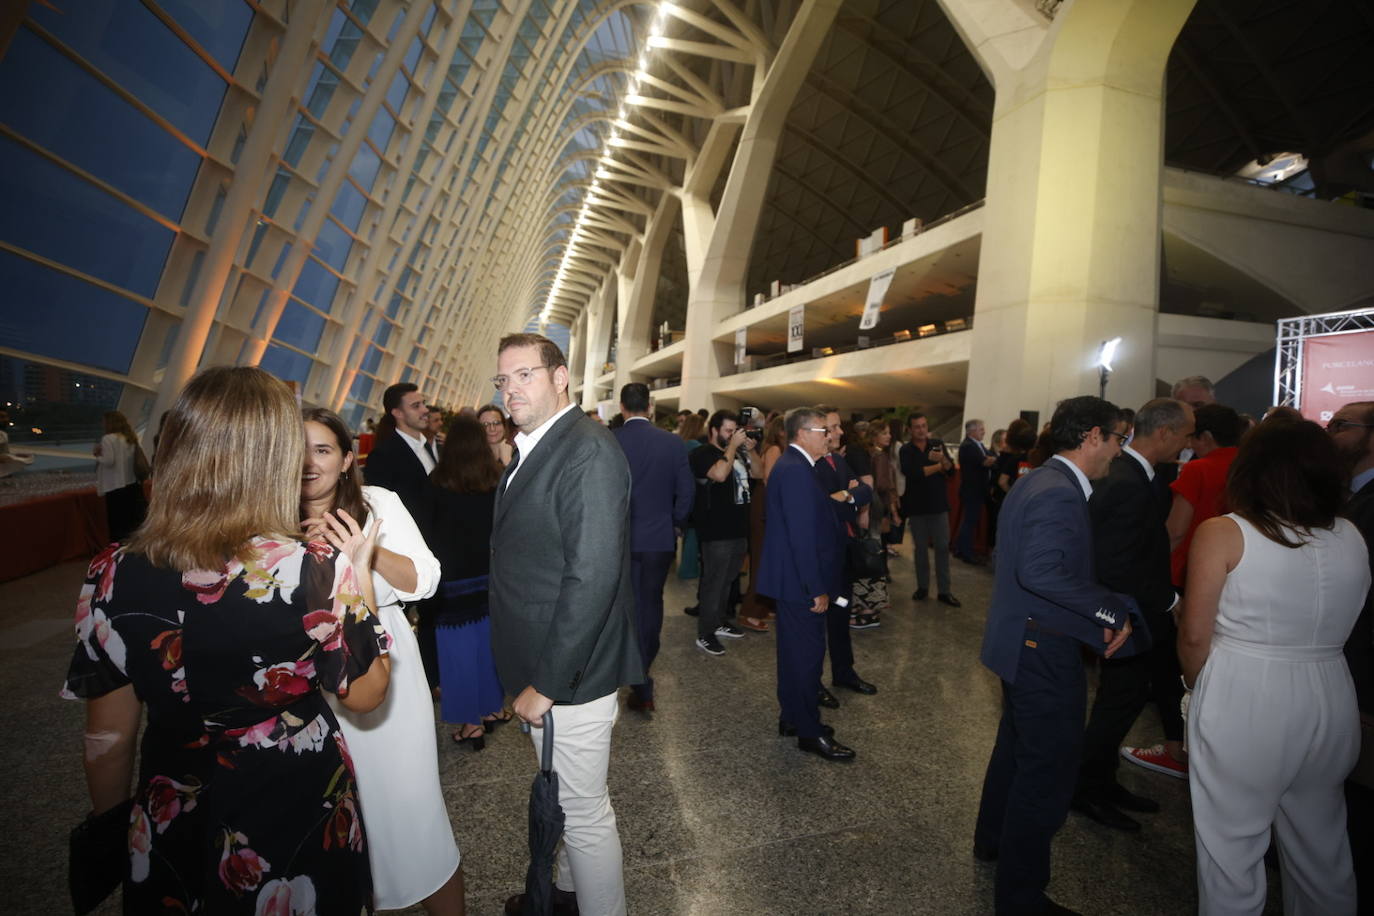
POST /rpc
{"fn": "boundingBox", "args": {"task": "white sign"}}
[787,304,804,353]
[735,327,747,366]
[859,268,896,331]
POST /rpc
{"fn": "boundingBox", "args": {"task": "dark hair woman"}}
[1178,419,1369,913]
[94,410,146,541]
[63,367,391,915]
[476,403,513,467]
[299,408,463,914]
[427,415,510,747]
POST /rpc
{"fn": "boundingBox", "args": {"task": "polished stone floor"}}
[1,541,1283,915]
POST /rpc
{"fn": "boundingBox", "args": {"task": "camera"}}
[739,407,763,441]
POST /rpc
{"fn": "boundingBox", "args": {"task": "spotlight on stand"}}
[1096,336,1122,399]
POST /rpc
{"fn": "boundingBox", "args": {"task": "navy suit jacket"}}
[613,417,694,553]
[757,446,842,605]
[813,451,873,538]
[958,437,991,494]
[980,457,1142,683]
[362,431,431,531]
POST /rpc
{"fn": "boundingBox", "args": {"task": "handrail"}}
[716,319,972,378]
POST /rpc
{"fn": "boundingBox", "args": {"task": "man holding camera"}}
[688,410,759,656]
[899,413,960,607]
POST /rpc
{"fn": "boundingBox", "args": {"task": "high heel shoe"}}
[481,709,513,730]
[451,726,486,751]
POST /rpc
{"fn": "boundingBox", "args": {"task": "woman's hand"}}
[321,509,380,577]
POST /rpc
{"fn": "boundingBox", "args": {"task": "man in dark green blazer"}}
[488,333,643,916]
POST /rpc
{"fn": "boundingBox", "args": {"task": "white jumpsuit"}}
[1188,514,1369,915]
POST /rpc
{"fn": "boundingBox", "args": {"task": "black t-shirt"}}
[899,438,951,514]
[845,445,873,479]
[990,451,1026,505]
[689,443,751,540]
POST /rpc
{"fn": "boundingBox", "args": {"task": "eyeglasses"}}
[490,366,550,391]
[1328,419,1374,433]
[1105,431,1129,445]
[803,427,828,433]
[479,419,505,428]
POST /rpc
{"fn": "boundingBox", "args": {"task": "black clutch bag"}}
[69,799,132,915]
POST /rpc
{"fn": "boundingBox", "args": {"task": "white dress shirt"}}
[507,401,579,488]
[395,427,435,474]
[788,442,817,467]
[1122,444,1155,481]
[1050,454,1093,501]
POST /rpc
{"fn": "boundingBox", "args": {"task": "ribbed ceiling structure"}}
[0,0,1370,440]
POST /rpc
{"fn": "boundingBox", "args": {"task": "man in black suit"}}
[973,396,1142,916]
[1072,398,1193,832]
[1331,400,1374,909]
[757,407,855,762]
[613,383,694,712]
[362,381,440,687]
[489,334,643,916]
[813,407,877,706]
[956,418,997,562]
[362,382,435,521]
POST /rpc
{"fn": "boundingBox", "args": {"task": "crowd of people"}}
[59,345,1373,916]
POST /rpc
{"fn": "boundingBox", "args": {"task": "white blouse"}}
[95,433,136,496]
[361,485,439,608]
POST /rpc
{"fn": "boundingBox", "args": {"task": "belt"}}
[1212,632,1343,662]
[1023,618,1068,638]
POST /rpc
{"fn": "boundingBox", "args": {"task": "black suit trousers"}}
[975,631,1086,915]
[825,576,856,683]
[1078,650,1151,796]
[630,550,674,701]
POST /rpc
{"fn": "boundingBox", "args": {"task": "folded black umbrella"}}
[521,711,564,916]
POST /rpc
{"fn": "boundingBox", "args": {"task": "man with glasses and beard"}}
[487,333,643,916]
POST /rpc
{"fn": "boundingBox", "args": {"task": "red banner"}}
[1302,330,1374,423]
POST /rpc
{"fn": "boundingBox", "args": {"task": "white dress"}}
[1188,514,1370,916]
[326,486,458,909]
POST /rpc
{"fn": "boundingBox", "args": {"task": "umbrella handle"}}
[519,711,558,774]
[540,710,555,774]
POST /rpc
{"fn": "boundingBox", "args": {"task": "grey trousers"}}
[908,511,951,594]
[698,537,747,638]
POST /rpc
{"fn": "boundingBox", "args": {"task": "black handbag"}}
[846,534,888,579]
[69,799,132,915]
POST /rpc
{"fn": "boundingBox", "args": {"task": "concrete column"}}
[613,195,681,394]
[580,279,616,410]
[677,0,843,410]
[944,0,1196,425]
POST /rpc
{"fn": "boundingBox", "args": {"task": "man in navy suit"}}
[956,418,997,562]
[973,396,1143,916]
[757,407,855,762]
[362,381,435,523]
[613,383,694,712]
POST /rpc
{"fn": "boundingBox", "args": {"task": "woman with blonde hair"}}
[63,367,391,915]
[93,410,146,541]
[300,408,463,914]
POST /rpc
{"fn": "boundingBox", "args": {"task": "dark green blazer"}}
[488,406,644,702]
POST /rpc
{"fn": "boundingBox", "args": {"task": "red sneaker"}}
[1120,744,1188,779]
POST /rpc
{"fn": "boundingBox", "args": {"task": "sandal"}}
[451,725,486,751]
[482,709,514,729]
[739,617,769,633]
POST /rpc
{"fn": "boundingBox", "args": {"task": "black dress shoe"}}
[684,605,699,617]
[797,734,856,762]
[626,694,655,713]
[505,888,578,915]
[779,720,833,737]
[817,686,840,709]
[912,588,928,601]
[1108,783,1160,813]
[972,842,999,862]
[834,676,877,695]
[1071,795,1141,832]
[937,592,961,607]
[1041,898,1083,916]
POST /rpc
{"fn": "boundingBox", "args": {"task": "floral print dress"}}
[62,538,391,915]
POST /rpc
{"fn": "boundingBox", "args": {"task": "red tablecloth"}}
[0,487,109,583]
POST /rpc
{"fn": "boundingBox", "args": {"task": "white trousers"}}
[1188,641,1359,916]
[525,691,626,916]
